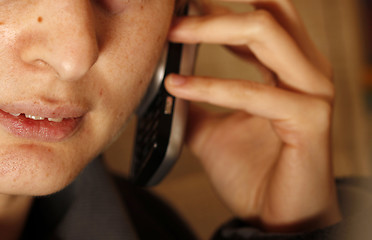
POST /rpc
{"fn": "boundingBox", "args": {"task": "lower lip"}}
[0,110,82,142]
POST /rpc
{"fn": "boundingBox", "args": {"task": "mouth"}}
[9,112,65,122]
[0,108,84,142]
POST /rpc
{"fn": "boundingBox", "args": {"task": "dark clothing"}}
[21,157,196,240]
[20,157,372,239]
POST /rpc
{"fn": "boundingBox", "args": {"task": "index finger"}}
[169,12,334,99]
[211,0,332,78]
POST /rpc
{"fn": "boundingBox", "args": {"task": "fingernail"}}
[168,74,187,86]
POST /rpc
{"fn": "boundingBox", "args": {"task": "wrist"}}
[257,200,342,233]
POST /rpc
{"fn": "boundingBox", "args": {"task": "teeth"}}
[25,114,45,121]
[47,118,63,123]
[6,110,65,122]
[24,114,64,122]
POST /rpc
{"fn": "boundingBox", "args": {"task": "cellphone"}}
[130,8,197,187]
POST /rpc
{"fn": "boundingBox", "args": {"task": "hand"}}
[165,0,341,232]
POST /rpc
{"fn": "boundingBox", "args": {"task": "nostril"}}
[30,59,60,78]
[34,59,48,68]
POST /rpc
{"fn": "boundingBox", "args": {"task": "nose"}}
[21,0,99,82]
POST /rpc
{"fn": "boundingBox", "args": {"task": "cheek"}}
[91,65,151,147]
[0,27,18,84]
[92,23,168,141]
[0,17,40,98]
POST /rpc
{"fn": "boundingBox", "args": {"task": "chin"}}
[0,139,95,196]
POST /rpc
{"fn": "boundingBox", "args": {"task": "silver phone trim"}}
[146,43,197,186]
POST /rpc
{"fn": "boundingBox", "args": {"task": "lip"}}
[0,103,87,142]
[0,103,87,119]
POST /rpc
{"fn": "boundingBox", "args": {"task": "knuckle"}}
[283,0,294,6]
[318,74,335,101]
[302,98,332,133]
[284,99,332,147]
[249,10,277,37]
[278,98,332,146]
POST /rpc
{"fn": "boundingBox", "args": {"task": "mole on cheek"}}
[37,17,43,23]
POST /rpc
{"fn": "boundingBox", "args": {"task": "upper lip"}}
[0,101,88,119]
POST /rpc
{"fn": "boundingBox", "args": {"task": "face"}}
[0,0,175,195]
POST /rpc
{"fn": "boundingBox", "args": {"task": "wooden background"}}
[104,1,371,239]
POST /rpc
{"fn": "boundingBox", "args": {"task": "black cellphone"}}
[130,8,197,187]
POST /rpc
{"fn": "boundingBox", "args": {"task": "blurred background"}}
[104,0,372,239]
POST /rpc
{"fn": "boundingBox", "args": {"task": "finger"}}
[165,74,331,139]
[169,12,333,99]
[213,0,332,78]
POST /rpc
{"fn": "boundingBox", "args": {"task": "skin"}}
[0,0,341,239]
[0,0,175,194]
[166,0,341,232]
[0,0,174,239]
